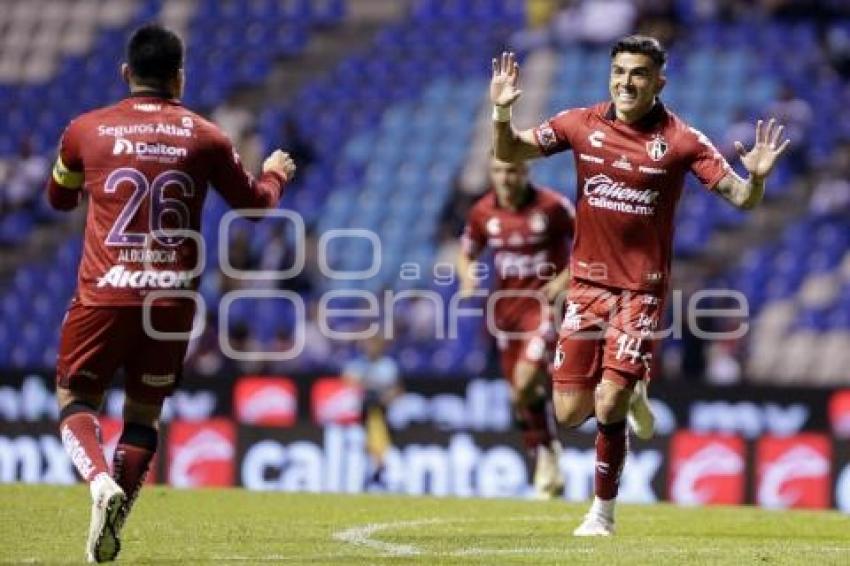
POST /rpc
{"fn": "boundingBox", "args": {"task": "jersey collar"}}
[604,99,666,131]
[127,90,181,103]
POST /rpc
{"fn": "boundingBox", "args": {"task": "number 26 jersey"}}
[50,94,287,306]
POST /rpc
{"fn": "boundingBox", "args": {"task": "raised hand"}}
[490,51,522,107]
[734,118,790,180]
[263,149,296,181]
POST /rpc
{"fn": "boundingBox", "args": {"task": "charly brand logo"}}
[588,130,605,148]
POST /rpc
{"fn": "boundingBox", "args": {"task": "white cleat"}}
[573,512,615,537]
[86,473,126,563]
[533,442,565,500]
[627,379,655,440]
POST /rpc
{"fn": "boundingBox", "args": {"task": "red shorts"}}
[495,303,556,385]
[552,280,663,391]
[56,299,195,405]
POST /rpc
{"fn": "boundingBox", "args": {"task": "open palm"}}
[490,51,522,107]
[735,118,790,180]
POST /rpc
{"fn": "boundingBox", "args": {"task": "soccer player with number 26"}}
[47,24,295,562]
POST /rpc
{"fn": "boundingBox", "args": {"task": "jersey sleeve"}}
[460,201,487,258]
[208,128,287,210]
[46,119,85,210]
[684,126,732,190]
[532,109,582,156]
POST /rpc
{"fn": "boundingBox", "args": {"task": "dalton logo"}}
[668,432,745,506]
[112,138,188,158]
[112,138,134,155]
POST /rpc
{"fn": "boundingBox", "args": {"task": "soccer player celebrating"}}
[457,155,574,499]
[47,25,295,562]
[489,36,789,535]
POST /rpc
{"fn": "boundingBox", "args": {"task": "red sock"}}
[59,404,110,483]
[517,396,557,455]
[595,420,627,500]
[112,423,158,516]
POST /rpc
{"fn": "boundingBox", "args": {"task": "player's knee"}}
[594,387,630,424]
[56,387,103,412]
[123,397,164,429]
[553,391,593,428]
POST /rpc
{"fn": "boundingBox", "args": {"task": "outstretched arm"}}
[491,52,543,162]
[456,250,480,298]
[715,118,790,210]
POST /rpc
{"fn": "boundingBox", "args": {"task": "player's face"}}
[609,52,665,121]
[490,158,528,204]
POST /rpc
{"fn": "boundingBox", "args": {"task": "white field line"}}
[332,518,445,556]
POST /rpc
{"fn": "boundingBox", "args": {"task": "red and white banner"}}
[756,434,831,509]
[166,419,235,488]
[310,377,362,425]
[234,376,297,427]
[668,432,745,506]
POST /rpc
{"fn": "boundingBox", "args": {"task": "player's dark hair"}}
[126,23,183,86]
[611,35,667,69]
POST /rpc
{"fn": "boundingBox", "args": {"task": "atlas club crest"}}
[646,135,669,161]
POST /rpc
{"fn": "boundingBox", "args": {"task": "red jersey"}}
[461,185,574,326]
[533,101,731,292]
[47,94,287,306]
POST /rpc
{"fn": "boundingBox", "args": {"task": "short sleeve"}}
[685,126,732,190]
[460,201,487,258]
[533,109,582,156]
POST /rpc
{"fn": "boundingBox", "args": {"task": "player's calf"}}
[112,422,158,531]
[59,399,111,484]
[112,399,162,531]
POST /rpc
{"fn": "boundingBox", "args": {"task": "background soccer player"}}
[489,36,789,535]
[343,334,404,490]
[457,155,574,499]
[48,24,295,562]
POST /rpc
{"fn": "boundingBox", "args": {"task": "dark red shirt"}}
[462,185,574,326]
[533,101,731,292]
[48,94,287,306]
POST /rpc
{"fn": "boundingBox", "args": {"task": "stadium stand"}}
[0,0,847,385]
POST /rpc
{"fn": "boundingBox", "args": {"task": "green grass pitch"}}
[2,485,849,564]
